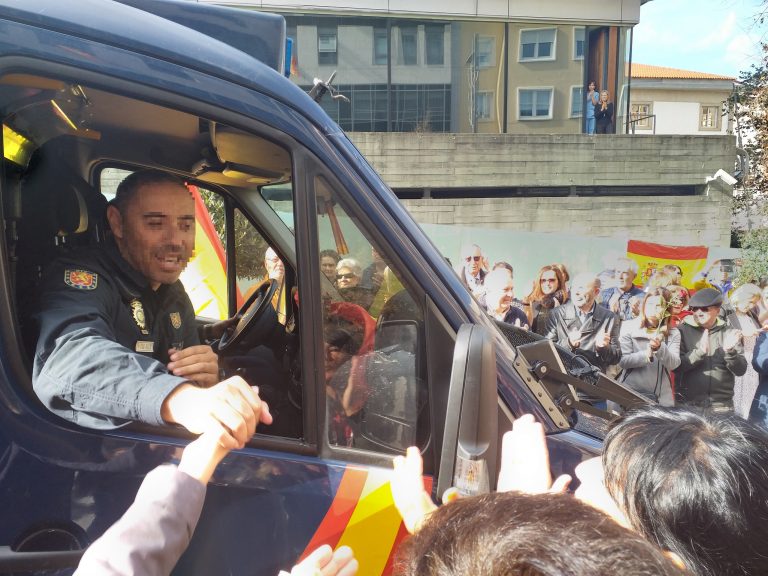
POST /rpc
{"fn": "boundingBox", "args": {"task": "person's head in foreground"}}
[597,406,768,576]
[394,490,682,576]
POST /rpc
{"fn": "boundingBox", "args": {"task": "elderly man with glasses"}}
[456,243,489,305]
[675,288,747,411]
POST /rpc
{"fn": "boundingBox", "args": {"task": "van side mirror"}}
[356,320,422,452]
[437,324,498,497]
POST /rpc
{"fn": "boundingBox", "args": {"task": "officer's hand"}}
[202,316,240,341]
[161,376,273,449]
[168,345,219,387]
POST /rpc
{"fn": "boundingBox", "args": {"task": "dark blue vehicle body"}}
[0,1,601,574]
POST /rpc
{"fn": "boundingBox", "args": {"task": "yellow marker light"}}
[2,124,34,167]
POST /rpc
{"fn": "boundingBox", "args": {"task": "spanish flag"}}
[626,240,708,290]
[179,185,237,320]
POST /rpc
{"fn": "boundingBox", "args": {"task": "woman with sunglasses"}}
[523,264,568,336]
[617,288,680,406]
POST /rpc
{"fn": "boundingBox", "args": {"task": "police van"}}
[0,1,644,574]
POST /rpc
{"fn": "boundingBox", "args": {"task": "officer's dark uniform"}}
[32,240,199,430]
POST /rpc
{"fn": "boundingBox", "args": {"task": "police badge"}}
[170,312,182,330]
[130,299,148,334]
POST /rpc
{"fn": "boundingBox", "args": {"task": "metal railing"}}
[628,114,657,134]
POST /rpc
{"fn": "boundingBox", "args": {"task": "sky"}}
[633,0,766,78]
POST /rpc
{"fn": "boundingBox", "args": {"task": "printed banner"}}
[626,240,709,290]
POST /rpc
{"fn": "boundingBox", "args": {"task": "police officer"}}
[32,170,270,448]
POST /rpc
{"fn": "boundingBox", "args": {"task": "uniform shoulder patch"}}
[64,269,98,290]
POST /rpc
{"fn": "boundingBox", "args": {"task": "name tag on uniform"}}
[135,341,155,353]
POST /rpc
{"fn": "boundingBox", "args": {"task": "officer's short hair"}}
[112,170,187,212]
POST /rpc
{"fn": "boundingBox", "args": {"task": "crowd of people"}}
[390,407,768,575]
[456,243,768,424]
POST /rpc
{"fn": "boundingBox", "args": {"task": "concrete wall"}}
[350,132,734,188]
[399,191,731,247]
[349,132,736,247]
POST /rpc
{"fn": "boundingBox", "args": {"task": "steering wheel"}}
[218,278,280,354]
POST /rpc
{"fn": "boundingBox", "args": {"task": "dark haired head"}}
[112,170,187,212]
[320,249,340,262]
[603,406,768,576]
[395,491,682,576]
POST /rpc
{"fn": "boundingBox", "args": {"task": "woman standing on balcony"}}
[585,80,599,135]
[595,89,614,134]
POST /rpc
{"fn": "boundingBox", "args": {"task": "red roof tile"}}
[630,63,735,81]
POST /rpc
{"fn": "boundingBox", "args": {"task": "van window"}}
[314,175,427,453]
[3,73,302,440]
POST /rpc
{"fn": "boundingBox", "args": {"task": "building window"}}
[700,104,720,130]
[631,103,653,129]
[476,91,493,120]
[570,86,583,117]
[373,26,388,65]
[476,36,496,68]
[519,28,556,61]
[426,25,445,66]
[573,27,585,59]
[318,26,338,66]
[400,26,418,65]
[518,88,553,120]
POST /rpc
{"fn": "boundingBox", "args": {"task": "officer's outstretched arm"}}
[160,376,272,449]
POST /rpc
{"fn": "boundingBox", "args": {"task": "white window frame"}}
[569,85,583,118]
[476,36,496,69]
[519,28,557,62]
[631,102,653,130]
[476,91,494,121]
[699,104,721,131]
[573,26,585,60]
[517,87,554,121]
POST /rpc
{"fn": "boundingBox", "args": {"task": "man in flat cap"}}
[674,287,746,411]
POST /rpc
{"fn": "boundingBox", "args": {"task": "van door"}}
[0,28,500,576]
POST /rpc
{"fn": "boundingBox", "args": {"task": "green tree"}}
[199,189,267,281]
[733,43,768,284]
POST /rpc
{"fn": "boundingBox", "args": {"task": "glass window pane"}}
[571,87,583,117]
[426,25,445,65]
[401,27,417,65]
[314,175,426,453]
[374,27,388,65]
[521,43,535,59]
[519,90,533,116]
